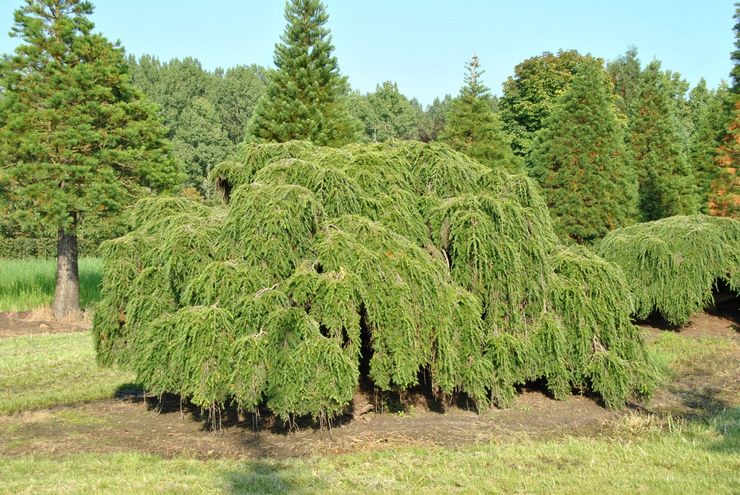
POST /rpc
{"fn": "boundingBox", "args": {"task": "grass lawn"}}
[0,257,102,311]
[0,332,135,413]
[0,322,737,493]
[0,410,737,494]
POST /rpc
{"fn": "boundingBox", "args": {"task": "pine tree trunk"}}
[52,222,81,320]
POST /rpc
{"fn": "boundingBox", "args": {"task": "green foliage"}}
[418,95,453,142]
[247,0,358,146]
[627,61,699,220]
[440,56,520,173]
[207,65,268,143]
[598,214,740,326]
[0,237,98,259]
[127,56,267,189]
[688,80,733,212]
[171,97,234,193]
[499,50,596,159]
[0,0,181,238]
[350,82,423,142]
[530,59,638,243]
[95,140,657,423]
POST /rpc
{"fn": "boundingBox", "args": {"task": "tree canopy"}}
[530,59,638,243]
[246,0,357,146]
[0,0,180,317]
[439,56,520,173]
[499,50,596,159]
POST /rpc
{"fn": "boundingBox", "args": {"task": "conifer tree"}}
[0,0,180,318]
[607,47,642,120]
[247,0,357,146]
[710,5,740,217]
[688,80,732,212]
[530,60,637,243]
[628,61,699,220]
[440,55,520,173]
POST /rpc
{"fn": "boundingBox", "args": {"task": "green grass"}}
[0,324,736,494]
[0,332,136,414]
[0,257,102,311]
[0,410,737,494]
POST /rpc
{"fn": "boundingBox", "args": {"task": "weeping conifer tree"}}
[94,140,658,425]
[530,59,638,243]
[598,214,740,326]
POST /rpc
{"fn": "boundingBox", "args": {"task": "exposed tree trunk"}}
[52,220,80,320]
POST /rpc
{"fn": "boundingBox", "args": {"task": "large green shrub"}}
[94,141,657,423]
[598,215,740,326]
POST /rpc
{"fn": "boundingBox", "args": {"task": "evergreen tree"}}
[711,100,740,217]
[247,0,357,146]
[710,5,740,217]
[607,47,642,120]
[172,97,233,193]
[362,81,422,141]
[688,80,733,212]
[439,55,520,173]
[628,61,699,220]
[0,0,180,318]
[530,60,637,243]
[499,50,595,159]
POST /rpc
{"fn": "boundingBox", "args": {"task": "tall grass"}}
[0,258,102,312]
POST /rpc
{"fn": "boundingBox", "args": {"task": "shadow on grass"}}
[222,460,298,495]
[707,407,740,455]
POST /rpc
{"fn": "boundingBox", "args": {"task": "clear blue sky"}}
[0,0,735,105]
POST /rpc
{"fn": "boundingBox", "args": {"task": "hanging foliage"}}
[598,214,740,326]
[94,140,658,424]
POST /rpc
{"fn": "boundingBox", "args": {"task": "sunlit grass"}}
[0,257,102,312]
[0,409,737,495]
[0,332,135,414]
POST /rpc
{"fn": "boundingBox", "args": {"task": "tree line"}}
[0,0,737,317]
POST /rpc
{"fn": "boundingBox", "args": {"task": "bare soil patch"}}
[0,389,618,460]
[0,312,737,460]
[0,311,90,339]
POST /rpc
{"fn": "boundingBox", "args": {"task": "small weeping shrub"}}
[95,140,658,426]
[598,214,740,326]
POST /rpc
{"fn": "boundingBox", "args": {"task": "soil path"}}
[0,311,90,339]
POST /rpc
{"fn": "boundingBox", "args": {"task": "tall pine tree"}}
[0,0,180,318]
[439,55,520,173]
[247,0,357,146]
[530,59,637,243]
[628,61,699,220]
